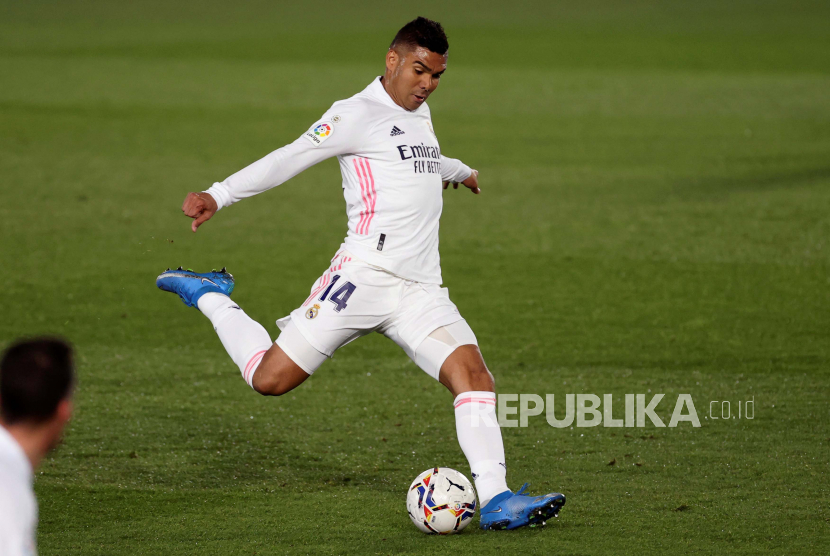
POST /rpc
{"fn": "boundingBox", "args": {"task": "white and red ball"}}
[406,467,477,534]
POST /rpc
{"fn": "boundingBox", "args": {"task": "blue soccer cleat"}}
[478,483,566,530]
[156,266,235,308]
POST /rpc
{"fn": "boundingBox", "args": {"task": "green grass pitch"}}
[1,0,828,553]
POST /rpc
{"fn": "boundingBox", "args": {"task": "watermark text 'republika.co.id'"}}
[472,394,756,428]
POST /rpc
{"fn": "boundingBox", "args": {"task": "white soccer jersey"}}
[205,77,472,284]
[0,426,37,556]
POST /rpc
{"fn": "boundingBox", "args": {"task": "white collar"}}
[364,76,426,114]
[0,425,33,484]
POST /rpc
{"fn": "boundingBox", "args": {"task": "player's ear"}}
[56,399,73,425]
[386,48,399,72]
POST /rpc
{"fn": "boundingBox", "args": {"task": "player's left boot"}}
[156,267,235,308]
[478,483,565,531]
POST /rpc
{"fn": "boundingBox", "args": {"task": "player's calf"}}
[156,266,331,393]
[418,325,508,508]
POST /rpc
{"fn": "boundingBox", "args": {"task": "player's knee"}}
[440,345,495,395]
[464,361,495,391]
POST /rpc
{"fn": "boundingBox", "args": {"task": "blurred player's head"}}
[384,17,449,111]
[1,338,74,466]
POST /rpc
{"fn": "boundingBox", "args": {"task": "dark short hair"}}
[1,338,74,425]
[390,17,449,55]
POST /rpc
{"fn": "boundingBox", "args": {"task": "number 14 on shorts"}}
[317,275,357,312]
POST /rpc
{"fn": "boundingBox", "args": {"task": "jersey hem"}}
[342,242,443,285]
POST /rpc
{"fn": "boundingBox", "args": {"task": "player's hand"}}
[181,192,218,232]
[443,169,480,194]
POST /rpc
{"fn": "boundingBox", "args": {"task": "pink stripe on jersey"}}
[244,350,267,385]
[353,159,371,235]
[360,158,377,233]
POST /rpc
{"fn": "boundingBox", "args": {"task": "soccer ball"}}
[406,467,477,534]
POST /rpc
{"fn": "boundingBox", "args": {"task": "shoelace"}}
[514,483,530,496]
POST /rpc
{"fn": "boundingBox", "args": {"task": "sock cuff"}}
[241,348,267,388]
[453,391,496,409]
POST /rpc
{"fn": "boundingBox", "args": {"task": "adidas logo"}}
[390,126,405,136]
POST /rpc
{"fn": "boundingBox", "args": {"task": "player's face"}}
[385,46,447,111]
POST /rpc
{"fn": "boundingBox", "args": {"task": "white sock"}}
[454,391,508,507]
[197,292,272,389]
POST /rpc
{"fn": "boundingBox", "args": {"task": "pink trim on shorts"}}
[302,255,352,306]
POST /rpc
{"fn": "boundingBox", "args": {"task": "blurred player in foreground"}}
[0,339,74,554]
[157,17,564,529]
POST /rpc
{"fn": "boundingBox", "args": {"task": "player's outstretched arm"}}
[182,191,218,232]
[189,103,368,233]
[443,169,480,195]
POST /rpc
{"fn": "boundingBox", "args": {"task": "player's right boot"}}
[156,267,235,308]
[478,483,566,530]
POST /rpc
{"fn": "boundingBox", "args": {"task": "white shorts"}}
[275,251,477,378]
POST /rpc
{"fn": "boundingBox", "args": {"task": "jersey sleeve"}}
[439,155,473,183]
[205,102,368,210]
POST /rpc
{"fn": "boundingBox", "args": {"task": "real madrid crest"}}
[305,304,320,319]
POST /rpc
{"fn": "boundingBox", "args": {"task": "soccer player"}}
[157,17,565,529]
[0,338,74,554]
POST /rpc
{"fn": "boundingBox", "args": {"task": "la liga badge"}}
[304,121,334,147]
